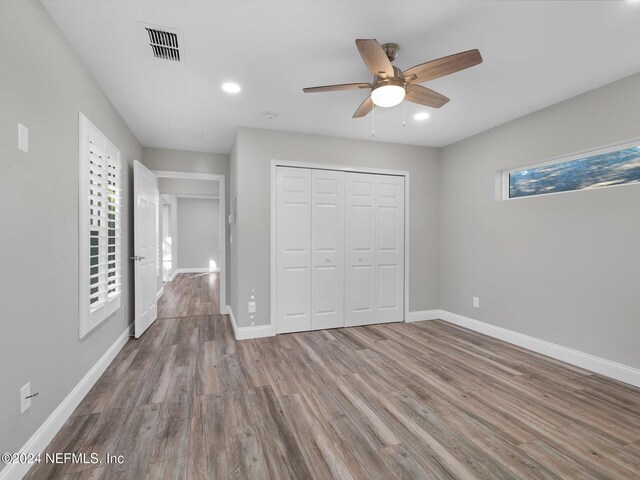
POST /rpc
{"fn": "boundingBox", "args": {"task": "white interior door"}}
[345,173,377,326]
[133,160,158,338]
[276,167,312,333]
[374,174,405,323]
[345,172,405,326]
[311,169,345,330]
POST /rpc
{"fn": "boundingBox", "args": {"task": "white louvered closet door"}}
[311,169,345,330]
[276,167,312,333]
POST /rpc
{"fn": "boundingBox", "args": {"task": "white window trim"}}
[79,113,122,338]
[501,137,640,201]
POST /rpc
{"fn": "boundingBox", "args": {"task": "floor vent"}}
[145,27,181,61]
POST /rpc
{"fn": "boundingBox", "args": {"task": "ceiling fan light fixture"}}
[371,83,405,108]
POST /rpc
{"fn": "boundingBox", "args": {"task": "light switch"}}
[18,123,28,153]
[473,296,480,308]
[248,301,256,314]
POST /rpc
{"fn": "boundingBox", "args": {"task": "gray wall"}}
[0,0,141,460]
[231,127,440,328]
[177,198,220,270]
[440,72,640,369]
[142,147,230,306]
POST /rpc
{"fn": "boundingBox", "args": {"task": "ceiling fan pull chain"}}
[372,107,375,137]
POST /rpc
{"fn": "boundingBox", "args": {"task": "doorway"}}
[161,198,172,282]
[153,170,227,318]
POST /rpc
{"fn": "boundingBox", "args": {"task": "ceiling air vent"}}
[145,27,181,61]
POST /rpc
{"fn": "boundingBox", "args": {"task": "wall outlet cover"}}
[18,123,29,153]
[473,296,480,308]
[248,301,256,314]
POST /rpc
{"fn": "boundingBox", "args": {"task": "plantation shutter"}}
[80,113,122,338]
[88,139,122,307]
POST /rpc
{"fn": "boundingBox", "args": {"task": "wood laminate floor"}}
[157,273,220,319]
[26,315,640,479]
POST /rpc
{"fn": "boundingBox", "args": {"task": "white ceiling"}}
[42,0,640,153]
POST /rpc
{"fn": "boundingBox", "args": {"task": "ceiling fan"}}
[303,39,483,118]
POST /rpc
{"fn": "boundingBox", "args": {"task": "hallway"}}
[157,273,220,319]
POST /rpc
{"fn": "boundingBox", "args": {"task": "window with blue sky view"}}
[508,145,640,199]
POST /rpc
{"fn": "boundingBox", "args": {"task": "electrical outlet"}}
[20,383,31,414]
[248,301,256,314]
[473,296,480,308]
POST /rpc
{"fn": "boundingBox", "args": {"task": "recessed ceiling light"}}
[413,112,430,121]
[221,82,241,94]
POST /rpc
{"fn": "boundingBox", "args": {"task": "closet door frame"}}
[270,160,410,335]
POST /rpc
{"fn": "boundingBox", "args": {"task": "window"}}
[79,113,122,338]
[505,142,640,199]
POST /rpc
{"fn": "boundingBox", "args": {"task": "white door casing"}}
[311,169,345,330]
[276,167,312,333]
[134,160,158,338]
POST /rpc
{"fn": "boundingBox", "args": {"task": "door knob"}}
[130,255,146,261]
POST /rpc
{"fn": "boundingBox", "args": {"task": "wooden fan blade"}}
[405,84,450,108]
[353,96,374,118]
[403,49,482,84]
[303,83,371,93]
[356,39,394,78]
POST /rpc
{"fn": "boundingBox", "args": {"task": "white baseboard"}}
[220,305,230,315]
[156,286,164,301]
[1,327,131,480]
[432,311,640,388]
[227,306,275,340]
[168,270,178,282]
[406,309,446,323]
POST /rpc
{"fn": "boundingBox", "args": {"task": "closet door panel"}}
[375,175,405,323]
[345,173,376,327]
[311,170,345,330]
[276,167,312,333]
